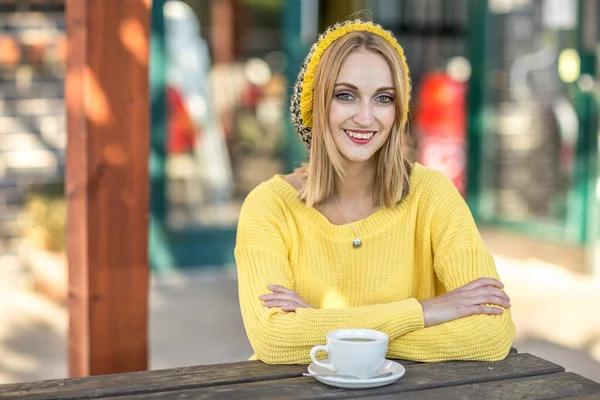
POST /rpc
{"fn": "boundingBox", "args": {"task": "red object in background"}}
[166,86,198,154]
[414,72,467,196]
[239,82,261,109]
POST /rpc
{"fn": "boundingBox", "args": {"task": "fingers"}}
[468,294,511,309]
[457,277,505,292]
[260,292,296,302]
[260,285,312,311]
[454,278,504,293]
[421,278,510,326]
[263,300,298,312]
[468,286,511,303]
[268,285,295,294]
[469,305,504,315]
[458,281,511,309]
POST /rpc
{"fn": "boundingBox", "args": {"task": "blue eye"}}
[376,95,394,104]
[335,92,354,101]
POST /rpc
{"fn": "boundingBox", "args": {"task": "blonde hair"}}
[297,31,412,208]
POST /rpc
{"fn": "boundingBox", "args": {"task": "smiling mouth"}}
[344,129,375,140]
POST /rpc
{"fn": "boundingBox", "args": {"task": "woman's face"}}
[328,49,396,164]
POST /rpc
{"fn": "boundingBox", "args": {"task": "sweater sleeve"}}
[388,170,516,362]
[235,185,424,364]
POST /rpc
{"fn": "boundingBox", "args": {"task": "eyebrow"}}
[334,82,395,92]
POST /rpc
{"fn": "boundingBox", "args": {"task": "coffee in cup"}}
[309,328,388,379]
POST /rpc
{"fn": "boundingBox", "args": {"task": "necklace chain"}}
[333,196,373,249]
[334,197,359,236]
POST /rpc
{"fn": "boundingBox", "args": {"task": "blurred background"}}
[1,0,600,385]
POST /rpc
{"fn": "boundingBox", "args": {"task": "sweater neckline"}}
[268,163,424,239]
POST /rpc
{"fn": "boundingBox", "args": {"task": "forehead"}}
[336,50,393,88]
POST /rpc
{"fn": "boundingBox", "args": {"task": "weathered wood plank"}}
[557,394,600,400]
[65,0,151,377]
[154,353,561,400]
[0,361,304,400]
[0,351,523,400]
[360,372,600,400]
[6,352,551,400]
[107,353,559,400]
[0,358,418,400]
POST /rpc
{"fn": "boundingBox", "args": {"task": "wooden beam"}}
[210,0,239,64]
[65,0,151,377]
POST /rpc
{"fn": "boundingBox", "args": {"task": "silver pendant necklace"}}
[334,196,371,249]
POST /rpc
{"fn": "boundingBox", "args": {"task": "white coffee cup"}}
[309,328,388,379]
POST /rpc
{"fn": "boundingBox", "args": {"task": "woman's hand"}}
[419,277,511,327]
[260,285,315,312]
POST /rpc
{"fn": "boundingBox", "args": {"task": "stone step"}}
[0,12,64,30]
[0,132,49,151]
[0,217,21,238]
[0,115,66,144]
[0,185,25,206]
[0,174,62,190]
[0,66,64,81]
[0,203,23,220]
[0,186,60,212]
[0,131,65,152]
[0,80,63,99]
[1,165,63,178]
[0,148,62,176]
[0,97,64,117]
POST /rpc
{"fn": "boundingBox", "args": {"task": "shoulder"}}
[406,163,466,217]
[239,174,298,222]
[236,176,295,248]
[243,176,284,208]
[283,170,304,191]
[409,163,459,198]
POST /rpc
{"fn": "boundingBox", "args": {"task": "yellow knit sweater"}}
[235,163,515,364]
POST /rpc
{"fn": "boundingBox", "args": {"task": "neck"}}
[334,160,376,204]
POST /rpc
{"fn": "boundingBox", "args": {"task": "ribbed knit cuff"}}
[380,298,424,340]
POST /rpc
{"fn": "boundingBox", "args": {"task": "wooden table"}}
[1,350,599,399]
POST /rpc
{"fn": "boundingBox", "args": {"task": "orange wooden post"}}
[210,0,240,64]
[65,0,151,377]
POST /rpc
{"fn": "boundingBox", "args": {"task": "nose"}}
[353,100,374,127]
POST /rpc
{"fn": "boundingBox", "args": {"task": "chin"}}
[339,148,379,163]
[339,142,385,164]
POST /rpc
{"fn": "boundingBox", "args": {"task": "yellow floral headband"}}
[290,19,411,149]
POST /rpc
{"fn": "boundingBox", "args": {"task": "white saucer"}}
[306,358,405,389]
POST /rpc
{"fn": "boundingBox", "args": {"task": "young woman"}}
[234,19,515,364]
